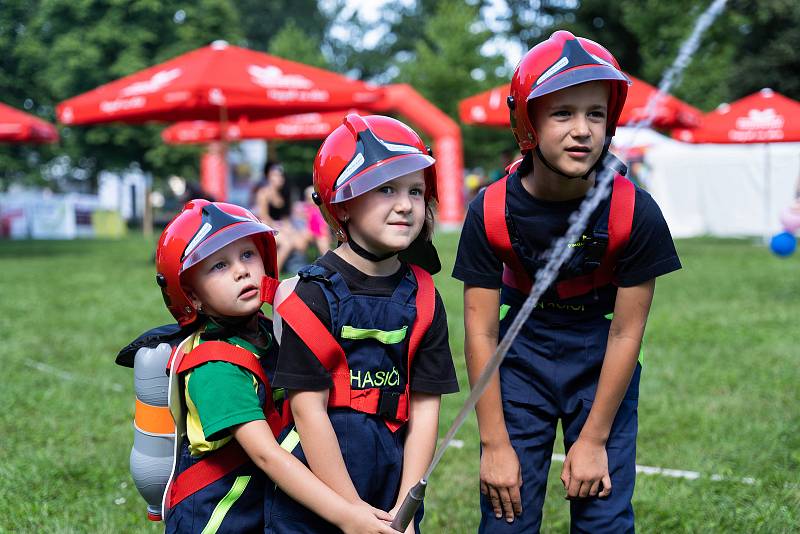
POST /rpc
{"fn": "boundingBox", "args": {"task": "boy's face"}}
[530,80,610,178]
[336,170,426,256]
[183,237,266,319]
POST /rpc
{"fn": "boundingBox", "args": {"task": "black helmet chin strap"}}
[534,137,613,181]
[344,227,398,263]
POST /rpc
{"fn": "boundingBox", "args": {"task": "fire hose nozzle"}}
[390,479,427,532]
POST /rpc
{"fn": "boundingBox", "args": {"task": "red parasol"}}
[161,110,365,144]
[0,102,59,143]
[56,41,382,126]
[673,88,800,144]
[458,85,510,128]
[618,75,702,129]
[458,75,701,130]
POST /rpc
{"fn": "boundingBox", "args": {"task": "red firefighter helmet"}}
[155,199,278,326]
[312,113,437,241]
[508,30,631,152]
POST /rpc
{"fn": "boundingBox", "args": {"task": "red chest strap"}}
[484,176,533,293]
[167,341,283,509]
[484,174,635,299]
[275,264,435,432]
[555,175,635,299]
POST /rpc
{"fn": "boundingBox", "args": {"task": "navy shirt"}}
[452,170,681,321]
[273,251,459,395]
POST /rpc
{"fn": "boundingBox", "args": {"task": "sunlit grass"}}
[1,235,797,532]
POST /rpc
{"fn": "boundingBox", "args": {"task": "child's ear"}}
[333,203,349,223]
[183,286,203,310]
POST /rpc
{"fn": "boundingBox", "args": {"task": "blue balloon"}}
[770,231,797,257]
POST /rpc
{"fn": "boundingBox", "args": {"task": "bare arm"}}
[463,285,522,522]
[561,279,655,499]
[390,393,440,533]
[289,389,361,502]
[232,420,395,533]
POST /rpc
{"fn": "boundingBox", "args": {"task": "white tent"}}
[643,142,800,238]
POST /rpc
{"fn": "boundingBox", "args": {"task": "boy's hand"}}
[480,441,523,522]
[560,436,612,499]
[339,500,395,534]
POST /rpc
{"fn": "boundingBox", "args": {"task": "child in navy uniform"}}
[452,31,681,533]
[155,200,396,534]
[268,114,459,533]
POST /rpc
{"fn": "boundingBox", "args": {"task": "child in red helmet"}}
[267,114,459,533]
[154,200,396,534]
[453,31,681,532]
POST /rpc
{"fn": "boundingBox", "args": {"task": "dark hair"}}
[263,161,284,176]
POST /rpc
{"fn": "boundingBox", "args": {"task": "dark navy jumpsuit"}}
[453,169,681,533]
[268,254,458,533]
[166,319,279,534]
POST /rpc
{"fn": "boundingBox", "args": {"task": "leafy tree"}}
[236,0,329,52]
[390,0,514,171]
[267,21,330,187]
[1,0,243,190]
[726,0,800,101]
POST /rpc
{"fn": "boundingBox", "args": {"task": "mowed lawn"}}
[1,233,798,532]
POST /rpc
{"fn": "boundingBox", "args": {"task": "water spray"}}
[390,2,728,531]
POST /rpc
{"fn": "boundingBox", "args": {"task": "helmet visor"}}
[331,153,435,204]
[528,65,631,102]
[180,220,277,273]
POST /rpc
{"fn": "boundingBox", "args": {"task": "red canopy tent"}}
[671,88,800,240]
[458,75,701,130]
[618,75,701,129]
[56,41,382,126]
[672,88,800,144]
[458,85,509,128]
[161,110,365,144]
[0,102,59,143]
[56,41,382,200]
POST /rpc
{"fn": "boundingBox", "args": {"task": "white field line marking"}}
[439,438,464,449]
[23,360,124,392]
[551,453,755,484]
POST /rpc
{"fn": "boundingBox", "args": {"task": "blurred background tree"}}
[2,0,800,192]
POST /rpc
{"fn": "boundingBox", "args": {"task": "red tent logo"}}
[248,65,313,89]
[120,69,182,97]
[735,108,784,130]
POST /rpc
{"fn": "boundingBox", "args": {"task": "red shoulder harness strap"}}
[167,340,282,509]
[484,173,635,299]
[275,264,435,433]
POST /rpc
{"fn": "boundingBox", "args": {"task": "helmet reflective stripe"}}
[536,56,570,86]
[590,53,615,68]
[335,153,365,189]
[380,140,421,154]
[333,127,423,192]
[180,204,253,262]
[183,222,212,259]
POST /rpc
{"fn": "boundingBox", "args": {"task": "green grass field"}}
[1,234,798,532]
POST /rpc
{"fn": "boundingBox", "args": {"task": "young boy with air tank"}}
[144,200,397,534]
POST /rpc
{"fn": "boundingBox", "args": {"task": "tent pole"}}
[763,143,771,244]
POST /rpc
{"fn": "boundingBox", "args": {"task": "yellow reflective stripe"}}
[341,325,408,344]
[280,428,300,453]
[499,304,511,321]
[200,475,251,534]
